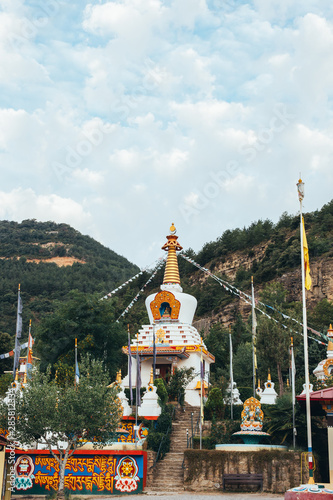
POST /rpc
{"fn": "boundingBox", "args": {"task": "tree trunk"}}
[57,451,69,500]
[277,362,283,396]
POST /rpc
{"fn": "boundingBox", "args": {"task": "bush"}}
[154,378,168,406]
[146,403,174,459]
[204,387,225,420]
[209,419,241,446]
[192,436,215,449]
[167,367,194,404]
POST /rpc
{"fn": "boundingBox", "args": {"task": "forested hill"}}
[0,219,139,335]
[115,198,333,336]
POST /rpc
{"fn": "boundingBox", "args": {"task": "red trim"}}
[142,451,147,488]
[8,449,145,456]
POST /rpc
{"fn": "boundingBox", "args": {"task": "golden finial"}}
[149,367,154,386]
[258,379,260,389]
[23,372,27,385]
[287,378,290,388]
[116,369,122,384]
[162,223,183,285]
[268,369,271,381]
[15,369,19,382]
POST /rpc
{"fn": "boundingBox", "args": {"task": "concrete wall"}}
[183,449,310,494]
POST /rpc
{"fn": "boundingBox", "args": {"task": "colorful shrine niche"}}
[117,421,148,444]
[150,291,180,321]
[13,452,145,495]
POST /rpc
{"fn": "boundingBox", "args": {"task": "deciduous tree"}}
[0,356,122,500]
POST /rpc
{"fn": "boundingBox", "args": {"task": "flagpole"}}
[13,283,23,381]
[128,325,133,406]
[297,177,314,484]
[251,276,257,397]
[200,337,203,451]
[153,321,156,381]
[135,332,139,449]
[291,336,296,449]
[229,324,233,420]
[74,338,78,388]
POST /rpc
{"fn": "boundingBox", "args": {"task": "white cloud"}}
[0,189,92,229]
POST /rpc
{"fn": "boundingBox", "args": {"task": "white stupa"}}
[313,325,333,381]
[122,224,215,408]
[138,368,161,418]
[224,381,243,405]
[256,371,278,405]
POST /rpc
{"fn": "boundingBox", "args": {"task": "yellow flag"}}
[302,217,312,290]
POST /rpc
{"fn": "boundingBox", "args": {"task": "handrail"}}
[182,410,200,469]
[150,404,176,469]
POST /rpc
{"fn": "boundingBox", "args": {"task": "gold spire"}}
[258,379,260,389]
[268,369,271,381]
[149,367,154,386]
[162,223,183,285]
[116,369,122,384]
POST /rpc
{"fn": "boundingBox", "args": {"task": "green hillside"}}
[0,219,139,337]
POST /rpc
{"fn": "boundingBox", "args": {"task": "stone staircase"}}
[147,403,201,492]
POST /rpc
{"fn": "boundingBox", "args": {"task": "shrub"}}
[154,378,168,406]
[204,387,225,420]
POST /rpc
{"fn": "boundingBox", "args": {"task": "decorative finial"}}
[149,367,154,386]
[170,223,176,234]
[258,379,260,389]
[268,370,271,381]
[116,369,122,384]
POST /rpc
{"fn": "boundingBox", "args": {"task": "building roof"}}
[296,386,333,413]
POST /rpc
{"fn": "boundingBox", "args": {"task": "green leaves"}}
[3,356,122,451]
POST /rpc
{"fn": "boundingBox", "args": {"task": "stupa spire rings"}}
[162,223,183,285]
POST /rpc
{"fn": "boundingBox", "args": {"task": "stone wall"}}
[146,450,157,488]
[183,449,309,494]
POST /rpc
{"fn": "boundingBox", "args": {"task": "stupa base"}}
[285,484,333,500]
[215,443,287,451]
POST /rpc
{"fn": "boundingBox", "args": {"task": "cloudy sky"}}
[1,0,333,268]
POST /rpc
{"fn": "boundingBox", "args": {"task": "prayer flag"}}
[128,329,133,405]
[302,217,312,290]
[136,354,141,407]
[13,286,23,380]
[75,360,80,385]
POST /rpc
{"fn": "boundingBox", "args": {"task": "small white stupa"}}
[300,383,313,395]
[313,325,333,381]
[138,368,161,418]
[256,371,278,405]
[224,381,243,405]
[111,370,132,417]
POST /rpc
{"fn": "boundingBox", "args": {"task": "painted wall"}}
[11,449,147,496]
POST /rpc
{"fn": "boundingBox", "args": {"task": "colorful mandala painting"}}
[114,456,140,493]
